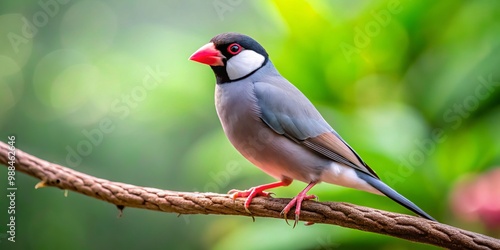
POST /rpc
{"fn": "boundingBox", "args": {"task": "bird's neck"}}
[213,58,271,84]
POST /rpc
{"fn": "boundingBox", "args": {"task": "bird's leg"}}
[280,181,318,228]
[228,179,292,214]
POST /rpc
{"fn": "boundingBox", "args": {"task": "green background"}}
[1,0,499,249]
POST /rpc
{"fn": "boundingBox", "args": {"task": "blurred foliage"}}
[1,0,499,249]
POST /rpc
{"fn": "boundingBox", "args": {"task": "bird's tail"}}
[356,170,436,221]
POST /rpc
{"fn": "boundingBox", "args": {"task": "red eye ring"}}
[227,43,242,55]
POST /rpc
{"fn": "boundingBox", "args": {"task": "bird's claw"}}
[228,189,273,199]
[244,206,251,214]
[227,189,240,195]
[305,194,318,201]
[280,193,317,228]
[280,210,290,226]
[227,181,291,221]
[280,210,300,228]
[228,188,273,219]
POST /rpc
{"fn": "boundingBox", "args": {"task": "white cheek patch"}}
[226,50,265,80]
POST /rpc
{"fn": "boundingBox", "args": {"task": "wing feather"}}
[254,81,379,179]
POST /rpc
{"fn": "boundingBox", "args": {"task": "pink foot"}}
[228,189,274,213]
[228,180,292,214]
[280,181,318,227]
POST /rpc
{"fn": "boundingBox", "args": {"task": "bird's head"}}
[189,32,269,83]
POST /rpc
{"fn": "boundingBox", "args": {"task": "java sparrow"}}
[189,32,436,225]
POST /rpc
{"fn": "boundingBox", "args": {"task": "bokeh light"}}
[0,1,499,249]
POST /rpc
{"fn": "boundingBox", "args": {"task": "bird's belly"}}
[229,122,329,183]
[215,83,329,183]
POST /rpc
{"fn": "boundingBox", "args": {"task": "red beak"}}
[189,42,225,66]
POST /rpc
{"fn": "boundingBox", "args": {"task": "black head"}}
[189,33,270,83]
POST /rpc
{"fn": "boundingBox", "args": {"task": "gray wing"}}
[253,81,379,179]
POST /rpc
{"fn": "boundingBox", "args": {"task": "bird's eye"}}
[227,43,242,55]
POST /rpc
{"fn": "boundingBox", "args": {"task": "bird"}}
[189,32,436,226]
